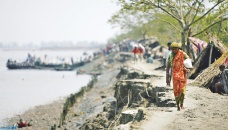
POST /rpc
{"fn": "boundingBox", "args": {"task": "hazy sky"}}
[0,0,120,45]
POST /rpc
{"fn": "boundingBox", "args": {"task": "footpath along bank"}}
[58,52,228,130]
[5,52,228,130]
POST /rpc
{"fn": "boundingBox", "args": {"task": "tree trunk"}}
[181,31,187,52]
[187,28,195,60]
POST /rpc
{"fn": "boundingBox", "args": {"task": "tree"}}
[116,0,228,54]
[108,10,154,40]
[108,10,180,44]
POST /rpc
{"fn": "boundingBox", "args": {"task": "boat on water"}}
[6,59,86,71]
[54,66,74,71]
[6,63,35,69]
[34,59,86,71]
[6,60,35,69]
[6,52,95,71]
[54,62,85,71]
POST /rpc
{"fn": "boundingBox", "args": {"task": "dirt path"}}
[127,60,228,130]
[141,86,199,130]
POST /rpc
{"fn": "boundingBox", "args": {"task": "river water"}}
[0,49,94,126]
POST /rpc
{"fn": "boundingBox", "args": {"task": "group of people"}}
[132,44,146,63]
[132,43,154,64]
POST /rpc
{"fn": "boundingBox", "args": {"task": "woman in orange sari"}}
[166,42,189,111]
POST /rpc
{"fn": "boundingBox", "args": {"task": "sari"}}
[169,50,187,105]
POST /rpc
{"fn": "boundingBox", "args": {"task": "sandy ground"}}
[4,54,228,130]
[127,60,228,130]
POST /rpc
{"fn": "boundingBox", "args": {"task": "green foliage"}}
[149,13,181,44]
[194,8,228,45]
[108,12,181,45]
[112,0,228,51]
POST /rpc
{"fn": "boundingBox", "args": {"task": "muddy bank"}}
[4,53,125,129]
[73,60,177,130]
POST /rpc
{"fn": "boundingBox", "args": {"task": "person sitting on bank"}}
[17,119,32,128]
[214,64,228,94]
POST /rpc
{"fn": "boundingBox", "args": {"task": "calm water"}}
[0,49,94,126]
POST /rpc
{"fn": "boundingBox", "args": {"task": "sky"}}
[0,0,120,45]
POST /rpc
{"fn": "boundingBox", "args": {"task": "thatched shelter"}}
[190,35,228,88]
[188,36,227,79]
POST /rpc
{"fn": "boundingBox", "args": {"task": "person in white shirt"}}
[163,42,172,69]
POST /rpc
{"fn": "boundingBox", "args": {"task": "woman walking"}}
[166,42,190,111]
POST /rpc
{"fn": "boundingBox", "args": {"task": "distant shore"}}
[0,46,102,51]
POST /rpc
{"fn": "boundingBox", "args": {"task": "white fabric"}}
[164,50,171,67]
[184,59,193,68]
[139,44,145,54]
[163,50,171,59]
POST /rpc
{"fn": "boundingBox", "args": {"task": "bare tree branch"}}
[217,19,223,36]
[212,7,228,21]
[179,0,184,23]
[184,0,198,20]
[191,0,202,24]
[149,12,181,33]
[189,0,226,26]
[167,2,181,19]
[147,0,182,23]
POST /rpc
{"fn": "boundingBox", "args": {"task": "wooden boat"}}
[6,59,85,71]
[7,64,35,69]
[6,61,35,69]
[35,61,85,71]
[54,67,74,71]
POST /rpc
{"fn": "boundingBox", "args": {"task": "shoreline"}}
[3,97,66,129]
[4,52,228,130]
[0,50,103,127]
[4,54,117,129]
